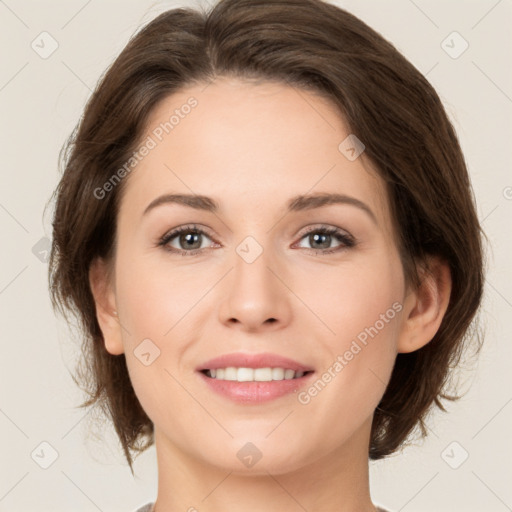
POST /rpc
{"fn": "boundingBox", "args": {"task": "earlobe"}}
[397,257,452,354]
[88,257,125,355]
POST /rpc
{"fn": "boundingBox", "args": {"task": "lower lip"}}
[197,371,315,403]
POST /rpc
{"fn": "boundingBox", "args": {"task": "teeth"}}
[205,367,308,382]
[271,368,284,380]
[284,369,295,379]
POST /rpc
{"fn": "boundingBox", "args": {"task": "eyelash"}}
[157,223,356,257]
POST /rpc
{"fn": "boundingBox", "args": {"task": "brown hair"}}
[47,0,485,473]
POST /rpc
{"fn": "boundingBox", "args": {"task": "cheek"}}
[114,248,208,343]
[113,250,216,419]
[114,257,195,429]
[294,256,402,422]
[300,252,404,350]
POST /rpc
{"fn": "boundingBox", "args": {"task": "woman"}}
[48,0,484,511]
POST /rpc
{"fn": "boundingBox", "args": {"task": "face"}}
[106,77,408,475]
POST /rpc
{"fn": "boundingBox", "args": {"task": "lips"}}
[197,352,314,373]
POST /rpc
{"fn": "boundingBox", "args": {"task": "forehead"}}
[119,77,391,230]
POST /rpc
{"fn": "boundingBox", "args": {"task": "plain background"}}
[0,0,511,511]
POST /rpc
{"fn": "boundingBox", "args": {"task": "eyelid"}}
[160,223,216,241]
[297,223,353,239]
[158,223,217,243]
[157,223,356,255]
[292,224,356,253]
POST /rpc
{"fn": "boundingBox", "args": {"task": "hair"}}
[47,0,485,474]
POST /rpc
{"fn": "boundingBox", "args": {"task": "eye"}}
[157,224,356,256]
[293,226,355,255]
[158,224,217,256]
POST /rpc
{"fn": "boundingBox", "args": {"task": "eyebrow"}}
[142,192,377,224]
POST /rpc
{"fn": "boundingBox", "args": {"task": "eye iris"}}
[180,232,201,250]
[310,232,331,249]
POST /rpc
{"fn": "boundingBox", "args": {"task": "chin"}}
[197,437,312,477]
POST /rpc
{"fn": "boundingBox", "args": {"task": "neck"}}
[152,417,377,512]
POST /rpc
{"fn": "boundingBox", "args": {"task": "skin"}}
[89,77,451,512]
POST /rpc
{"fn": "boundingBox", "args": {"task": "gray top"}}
[134,504,153,512]
[134,503,390,511]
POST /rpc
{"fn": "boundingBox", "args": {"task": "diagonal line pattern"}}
[0,0,29,28]
[424,61,439,77]
[0,203,29,233]
[164,163,232,233]
[286,79,336,130]
[265,163,337,235]
[61,471,104,511]
[162,268,234,337]
[472,471,512,510]
[265,410,294,438]
[486,280,512,309]
[367,367,387,387]
[164,368,234,438]
[61,0,93,29]
[266,471,310,511]
[266,266,336,335]
[0,62,29,92]
[0,472,29,502]
[61,61,93,92]
[201,471,233,502]
[472,396,512,439]
[408,0,439,28]
[0,408,29,438]
[471,0,504,30]
[398,472,439,511]
[0,266,28,295]
[481,204,499,223]
[113,312,132,337]
[472,61,512,104]
[61,405,96,440]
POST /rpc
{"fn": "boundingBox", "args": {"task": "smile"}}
[202,367,313,381]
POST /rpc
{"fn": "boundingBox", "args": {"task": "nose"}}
[218,243,293,332]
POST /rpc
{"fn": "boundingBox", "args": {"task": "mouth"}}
[196,352,315,403]
[200,367,314,381]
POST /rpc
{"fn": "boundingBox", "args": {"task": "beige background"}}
[1,0,511,511]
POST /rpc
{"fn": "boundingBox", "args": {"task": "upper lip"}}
[197,352,314,372]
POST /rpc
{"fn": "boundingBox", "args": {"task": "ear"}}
[397,256,452,353]
[88,257,124,355]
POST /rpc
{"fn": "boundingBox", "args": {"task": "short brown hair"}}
[48,0,485,473]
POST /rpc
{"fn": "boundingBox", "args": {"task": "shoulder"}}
[133,503,154,512]
[134,503,389,512]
